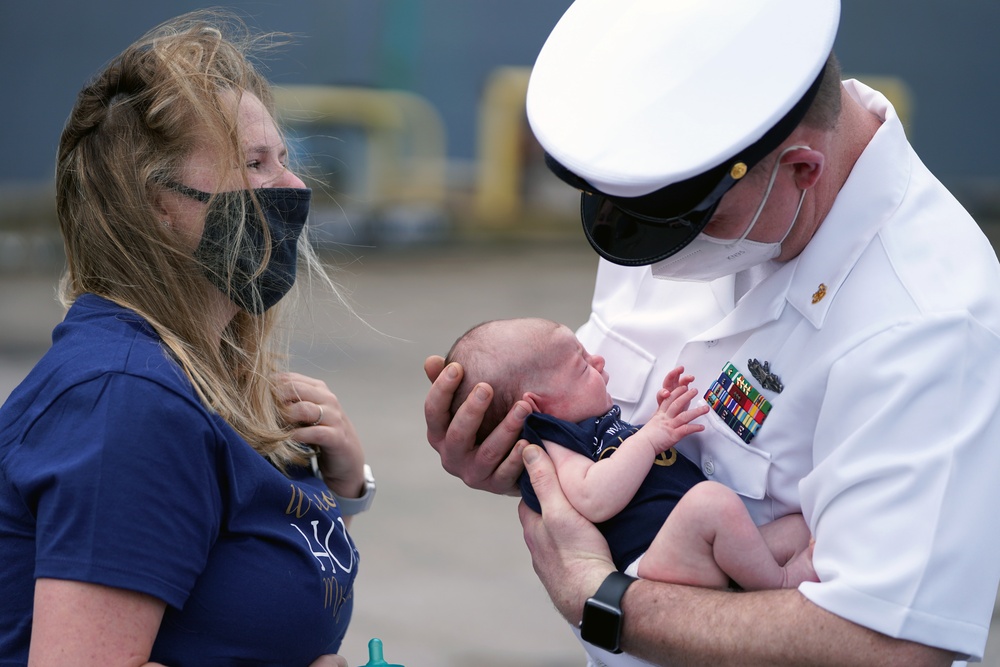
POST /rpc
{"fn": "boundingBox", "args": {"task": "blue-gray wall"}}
[2,1,998,208]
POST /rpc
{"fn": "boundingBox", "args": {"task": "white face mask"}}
[651,145,809,282]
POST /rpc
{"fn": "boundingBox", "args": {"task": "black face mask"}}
[167,182,311,314]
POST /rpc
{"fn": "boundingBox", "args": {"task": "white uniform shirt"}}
[575,80,1000,664]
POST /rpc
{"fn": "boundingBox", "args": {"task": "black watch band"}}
[579,571,637,654]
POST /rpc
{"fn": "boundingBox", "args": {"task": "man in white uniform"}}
[424,1,1000,664]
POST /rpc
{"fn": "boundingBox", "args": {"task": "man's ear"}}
[783,146,825,191]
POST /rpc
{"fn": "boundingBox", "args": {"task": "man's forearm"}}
[620,582,953,666]
[518,444,958,666]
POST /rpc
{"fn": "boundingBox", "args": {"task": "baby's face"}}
[538,324,614,422]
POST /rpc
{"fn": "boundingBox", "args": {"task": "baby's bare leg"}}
[636,481,816,590]
[759,512,814,564]
[636,481,735,588]
[759,513,817,587]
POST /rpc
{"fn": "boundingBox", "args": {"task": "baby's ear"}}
[522,392,542,413]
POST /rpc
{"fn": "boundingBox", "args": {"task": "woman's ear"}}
[154,187,175,229]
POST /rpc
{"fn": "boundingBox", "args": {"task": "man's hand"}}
[518,447,954,666]
[517,444,616,624]
[423,355,530,495]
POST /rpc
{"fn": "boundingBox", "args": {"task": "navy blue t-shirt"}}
[0,294,358,666]
[519,406,707,571]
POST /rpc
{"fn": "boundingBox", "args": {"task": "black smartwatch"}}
[579,571,637,654]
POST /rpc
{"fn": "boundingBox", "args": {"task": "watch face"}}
[580,599,622,652]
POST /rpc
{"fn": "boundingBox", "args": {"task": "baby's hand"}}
[660,365,697,398]
[647,384,710,451]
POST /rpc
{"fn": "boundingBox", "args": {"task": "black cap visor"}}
[546,67,826,266]
[580,183,727,266]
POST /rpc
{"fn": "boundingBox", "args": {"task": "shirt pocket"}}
[577,313,654,407]
[696,406,772,500]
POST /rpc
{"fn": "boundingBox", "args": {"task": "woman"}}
[0,12,368,666]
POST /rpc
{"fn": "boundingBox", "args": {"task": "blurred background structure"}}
[2,2,1000,665]
[2,0,1000,265]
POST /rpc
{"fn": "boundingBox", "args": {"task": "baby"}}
[446,317,816,590]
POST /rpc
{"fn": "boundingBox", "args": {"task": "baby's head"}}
[445,318,613,444]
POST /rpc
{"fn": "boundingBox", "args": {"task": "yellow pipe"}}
[273,85,447,204]
[474,67,531,224]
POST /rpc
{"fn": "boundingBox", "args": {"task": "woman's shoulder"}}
[0,295,208,449]
[51,294,192,393]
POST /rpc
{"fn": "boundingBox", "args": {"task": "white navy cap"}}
[526,0,840,266]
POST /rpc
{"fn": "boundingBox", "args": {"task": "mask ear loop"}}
[734,144,811,243]
[780,187,808,246]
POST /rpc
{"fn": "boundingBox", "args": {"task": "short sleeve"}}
[799,314,1000,659]
[13,372,223,609]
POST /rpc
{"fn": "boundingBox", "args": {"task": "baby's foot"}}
[782,540,818,588]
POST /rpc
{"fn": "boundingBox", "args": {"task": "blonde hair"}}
[55,10,328,471]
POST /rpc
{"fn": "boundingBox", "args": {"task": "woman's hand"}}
[277,372,365,500]
[308,654,348,667]
[517,444,616,624]
[423,355,530,495]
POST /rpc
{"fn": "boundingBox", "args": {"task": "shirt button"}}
[705,339,718,347]
[703,460,715,476]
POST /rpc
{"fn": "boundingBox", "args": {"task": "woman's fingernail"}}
[523,445,539,464]
[475,385,489,401]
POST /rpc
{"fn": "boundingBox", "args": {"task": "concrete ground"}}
[3,230,1000,666]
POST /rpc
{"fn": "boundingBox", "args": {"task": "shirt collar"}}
[785,79,914,328]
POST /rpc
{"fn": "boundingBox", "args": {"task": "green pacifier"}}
[359,638,404,667]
